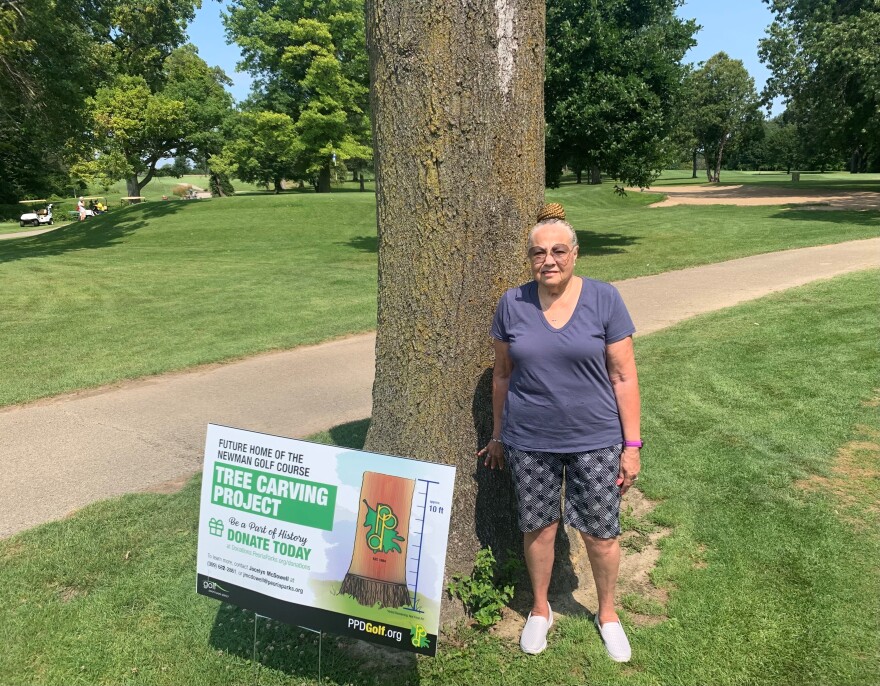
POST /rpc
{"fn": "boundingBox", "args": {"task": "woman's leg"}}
[524,520,559,617]
[580,533,620,624]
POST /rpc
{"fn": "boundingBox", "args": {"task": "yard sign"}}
[196,424,456,656]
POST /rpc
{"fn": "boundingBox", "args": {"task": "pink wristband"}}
[624,440,643,449]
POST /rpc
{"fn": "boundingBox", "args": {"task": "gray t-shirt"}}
[490,277,635,452]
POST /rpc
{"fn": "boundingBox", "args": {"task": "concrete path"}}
[0,224,67,240]
[2,238,879,538]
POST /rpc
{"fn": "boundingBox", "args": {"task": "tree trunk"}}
[713,141,725,182]
[589,165,601,184]
[126,176,140,197]
[575,169,582,184]
[273,177,283,194]
[691,149,698,178]
[364,0,544,605]
[317,165,332,193]
[359,173,365,192]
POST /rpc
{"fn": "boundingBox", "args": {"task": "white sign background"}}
[196,424,456,655]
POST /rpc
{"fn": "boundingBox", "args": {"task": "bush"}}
[448,547,521,628]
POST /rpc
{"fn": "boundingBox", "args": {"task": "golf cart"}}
[18,200,54,228]
[79,195,109,218]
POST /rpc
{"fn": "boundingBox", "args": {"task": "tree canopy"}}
[0,0,96,201]
[545,0,697,188]
[760,0,880,172]
[75,45,233,196]
[224,0,371,191]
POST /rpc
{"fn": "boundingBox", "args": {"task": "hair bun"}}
[537,202,566,222]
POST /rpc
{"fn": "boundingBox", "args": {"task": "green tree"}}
[77,46,233,197]
[545,0,697,188]
[760,0,880,172]
[216,111,301,193]
[690,52,762,182]
[0,0,95,201]
[93,0,203,88]
[224,0,371,191]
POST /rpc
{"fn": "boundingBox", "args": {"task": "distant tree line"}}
[1,0,876,203]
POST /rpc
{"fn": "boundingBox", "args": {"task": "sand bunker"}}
[641,184,880,210]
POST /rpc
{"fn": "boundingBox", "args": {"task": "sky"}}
[187,0,780,113]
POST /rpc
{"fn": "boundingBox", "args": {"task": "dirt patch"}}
[636,184,880,211]
[795,424,880,524]
[142,470,199,495]
[488,488,670,642]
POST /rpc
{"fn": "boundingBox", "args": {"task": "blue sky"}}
[187,0,779,113]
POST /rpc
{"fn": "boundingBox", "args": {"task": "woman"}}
[479,203,641,662]
[77,197,87,222]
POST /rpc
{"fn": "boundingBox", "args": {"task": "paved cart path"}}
[2,238,879,538]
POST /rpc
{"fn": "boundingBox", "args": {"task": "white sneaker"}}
[594,615,631,662]
[520,603,553,654]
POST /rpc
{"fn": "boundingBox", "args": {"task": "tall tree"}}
[690,52,762,182]
[77,46,233,196]
[215,111,301,193]
[0,0,95,201]
[363,0,544,589]
[544,0,697,188]
[760,0,880,173]
[225,0,371,191]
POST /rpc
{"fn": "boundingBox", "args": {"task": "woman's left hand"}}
[617,446,641,494]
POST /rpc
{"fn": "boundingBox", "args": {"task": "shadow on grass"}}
[233,185,376,198]
[328,418,370,448]
[208,605,420,685]
[344,235,378,253]
[771,207,880,226]
[0,201,189,265]
[575,229,640,256]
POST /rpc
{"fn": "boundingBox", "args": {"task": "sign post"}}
[196,424,456,656]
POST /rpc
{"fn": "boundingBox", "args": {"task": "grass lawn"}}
[1,183,878,408]
[649,169,880,191]
[1,271,876,685]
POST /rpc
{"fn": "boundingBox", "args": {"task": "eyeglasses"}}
[527,244,573,266]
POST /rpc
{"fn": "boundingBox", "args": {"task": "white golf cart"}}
[18,200,54,228]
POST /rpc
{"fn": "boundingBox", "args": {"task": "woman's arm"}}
[606,336,641,493]
[478,339,512,470]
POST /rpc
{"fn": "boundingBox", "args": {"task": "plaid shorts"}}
[505,444,623,538]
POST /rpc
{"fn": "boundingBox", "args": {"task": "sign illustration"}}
[196,424,456,656]
[340,473,414,609]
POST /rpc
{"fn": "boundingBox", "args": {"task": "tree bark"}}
[273,177,283,194]
[126,176,139,197]
[692,149,698,178]
[317,165,332,193]
[364,0,544,604]
[589,165,601,184]
[713,139,725,182]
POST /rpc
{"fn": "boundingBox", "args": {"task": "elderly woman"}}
[479,203,641,662]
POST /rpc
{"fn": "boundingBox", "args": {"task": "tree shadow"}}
[328,418,371,448]
[575,229,640,256]
[470,369,587,623]
[0,201,189,265]
[769,207,880,226]
[342,235,378,253]
[207,605,420,685]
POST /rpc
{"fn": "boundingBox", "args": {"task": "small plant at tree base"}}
[448,547,520,628]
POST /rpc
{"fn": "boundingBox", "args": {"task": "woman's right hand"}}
[478,439,504,470]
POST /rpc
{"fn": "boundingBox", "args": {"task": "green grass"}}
[1,271,877,685]
[649,169,880,190]
[1,184,878,408]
